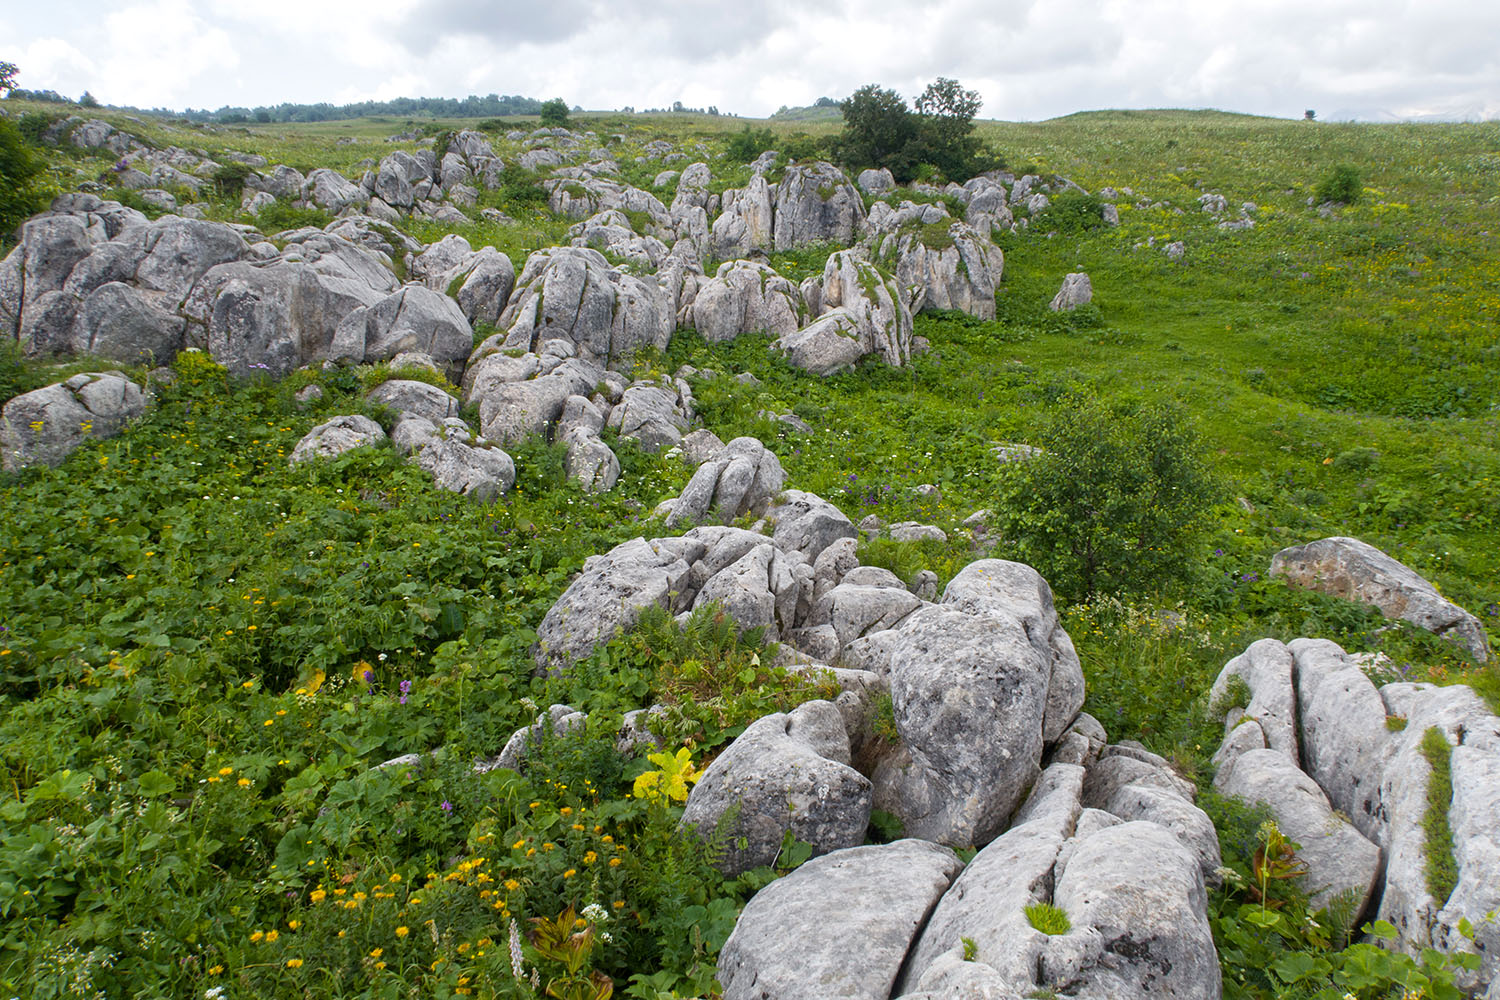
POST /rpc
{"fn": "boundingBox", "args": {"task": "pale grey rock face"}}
[1214,748,1380,913]
[69,282,186,365]
[690,259,803,342]
[817,250,912,368]
[664,435,786,527]
[1048,822,1221,1000]
[766,489,856,562]
[680,701,872,876]
[874,604,1049,847]
[494,246,670,368]
[857,167,896,195]
[691,542,799,641]
[606,380,690,453]
[1289,638,1393,836]
[365,379,459,424]
[288,414,386,465]
[718,839,963,1000]
[409,428,515,502]
[468,356,603,445]
[805,583,923,652]
[941,559,1085,743]
[0,372,151,471]
[331,284,474,373]
[1271,536,1489,661]
[299,168,368,213]
[899,763,1084,992]
[21,215,96,305]
[710,174,774,257]
[1049,272,1093,311]
[773,161,867,251]
[879,221,1004,321]
[772,307,867,375]
[534,535,703,674]
[1208,637,1299,759]
[887,521,947,543]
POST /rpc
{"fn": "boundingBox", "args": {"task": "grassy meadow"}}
[1,100,1497,998]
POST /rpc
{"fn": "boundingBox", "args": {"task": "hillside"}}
[1,102,1498,999]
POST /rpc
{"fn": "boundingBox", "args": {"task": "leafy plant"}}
[1316,164,1362,204]
[994,391,1221,599]
[0,116,47,239]
[1419,726,1457,902]
[540,99,571,128]
[1024,902,1071,936]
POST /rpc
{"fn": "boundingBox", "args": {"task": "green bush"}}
[1032,190,1107,233]
[539,98,570,128]
[1316,164,1361,204]
[0,117,46,239]
[726,125,776,163]
[994,391,1220,599]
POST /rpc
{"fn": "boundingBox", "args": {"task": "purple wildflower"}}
[441,800,453,813]
[399,679,412,705]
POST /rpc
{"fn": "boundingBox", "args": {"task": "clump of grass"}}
[1385,714,1408,731]
[1025,902,1071,936]
[1419,726,1457,902]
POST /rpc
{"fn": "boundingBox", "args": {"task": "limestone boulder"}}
[1050,272,1093,311]
[680,701,872,876]
[718,839,963,1000]
[773,161,867,250]
[288,415,386,465]
[663,435,786,527]
[0,372,151,471]
[690,259,804,342]
[1271,536,1489,661]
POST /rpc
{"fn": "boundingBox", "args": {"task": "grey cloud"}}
[399,0,595,53]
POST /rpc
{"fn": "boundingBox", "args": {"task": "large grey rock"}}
[808,583,923,651]
[606,380,689,453]
[408,425,515,501]
[332,284,474,372]
[1289,638,1393,837]
[663,435,786,527]
[489,246,670,368]
[1214,748,1381,914]
[710,174,774,256]
[130,217,248,300]
[1047,821,1221,1000]
[877,221,1004,320]
[872,604,1049,846]
[287,414,387,465]
[941,559,1085,743]
[814,250,912,367]
[467,356,603,445]
[1207,638,1299,760]
[690,259,803,342]
[680,701,872,876]
[366,379,459,423]
[68,282,186,364]
[534,534,704,674]
[1049,272,1093,311]
[772,308,867,375]
[773,161,867,250]
[692,542,800,641]
[718,839,963,1000]
[187,233,400,378]
[899,763,1083,992]
[0,372,151,471]
[1271,536,1489,661]
[299,168,368,213]
[857,167,895,195]
[766,489,857,562]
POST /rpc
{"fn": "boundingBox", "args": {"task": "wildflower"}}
[396,926,410,938]
[563,868,576,879]
[609,857,621,868]
[265,930,279,943]
[205,987,225,999]
[508,919,526,980]
[374,961,386,970]
[389,872,401,882]
[286,958,302,968]
[207,966,224,976]
[441,801,453,813]
[504,878,520,891]
[369,948,383,959]
[288,920,300,930]
[512,839,526,850]
[238,777,251,788]
[217,767,234,777]
[399,679,411,704]
[583,851,597,864]
[310,889,326,903]
[250,931,264,943]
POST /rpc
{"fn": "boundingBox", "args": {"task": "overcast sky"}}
[4,0,1498,122]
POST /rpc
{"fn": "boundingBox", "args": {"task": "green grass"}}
[2,105,1499,998]
[1419,726,1457,902]
[1024,902,1071,936]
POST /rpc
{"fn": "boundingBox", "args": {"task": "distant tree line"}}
[0,89,550,124]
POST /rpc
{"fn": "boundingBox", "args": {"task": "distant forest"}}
[5,88,547,123]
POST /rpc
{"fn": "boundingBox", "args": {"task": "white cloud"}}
[2,0,1497,120]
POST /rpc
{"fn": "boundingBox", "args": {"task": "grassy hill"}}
[1,102,1497,998]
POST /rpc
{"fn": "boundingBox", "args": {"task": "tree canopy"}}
[835,78,995,183]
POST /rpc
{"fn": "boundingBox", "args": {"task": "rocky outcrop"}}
[1210,637,1500,991]
[680,700,872,875]
[482,246,671,368]
[288,414,387,465]
[870,211,1004,320]
[661,436,786,527]
[689,259,804,342]
[772,251,911,375]
[0,372,151,471]
[718,839,963,1000]
[1270,536,1489,661]
[1050,272,1093,311]
[391,416,515,501]
[772,161,868,251]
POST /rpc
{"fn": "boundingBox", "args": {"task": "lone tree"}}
[836,77,993,183]
[0,61,17,96]
[994,392,1220,599]
[538,98,570,128]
